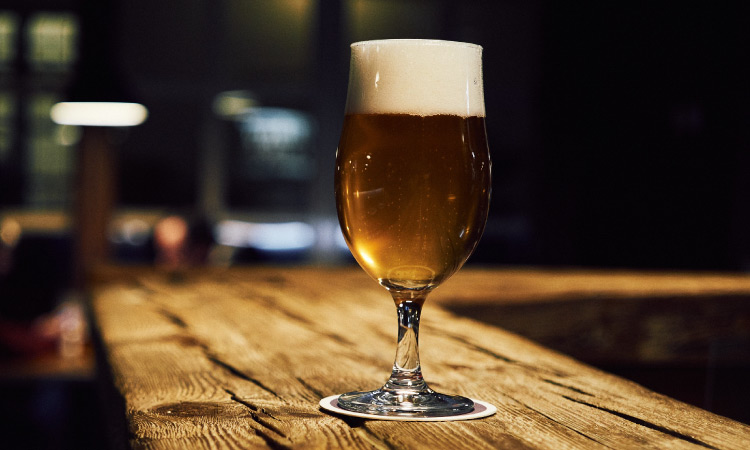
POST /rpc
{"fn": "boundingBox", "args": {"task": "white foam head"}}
[345,40,485,118]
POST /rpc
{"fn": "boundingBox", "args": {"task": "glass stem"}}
[384,296,429,393]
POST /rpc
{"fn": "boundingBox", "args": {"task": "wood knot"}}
[151,401,235,418]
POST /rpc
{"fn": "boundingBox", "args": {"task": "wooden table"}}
[89,266,750,449]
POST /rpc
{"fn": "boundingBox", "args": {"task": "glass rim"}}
[350,39,482,51]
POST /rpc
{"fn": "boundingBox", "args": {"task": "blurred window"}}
[0,11,19,70]
[25,12,78,72]
[0,92,15,163]
[0,11,79,209]
[25,93,76,207]
[227,107,316,212]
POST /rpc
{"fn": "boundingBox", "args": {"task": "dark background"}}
[0,1,749,448]
[1,0,748,270]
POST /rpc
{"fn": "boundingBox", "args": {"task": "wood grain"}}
[90,266,750,449]
[431,268,750,366]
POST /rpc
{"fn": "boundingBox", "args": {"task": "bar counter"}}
[89,266,750,449]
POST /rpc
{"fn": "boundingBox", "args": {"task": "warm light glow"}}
[50,102,148,127]
[0,218,22,247]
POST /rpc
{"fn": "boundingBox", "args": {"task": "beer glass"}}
[334,39,491,417]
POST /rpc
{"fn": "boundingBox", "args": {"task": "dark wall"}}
[537,1,749,270]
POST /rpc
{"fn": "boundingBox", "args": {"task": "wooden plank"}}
[90,267,750,449]
[431,268,750,366]
[432,268,750,304]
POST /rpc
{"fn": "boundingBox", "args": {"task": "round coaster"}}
[319,395,496,421]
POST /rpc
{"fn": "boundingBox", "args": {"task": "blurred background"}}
[0,0,748,447]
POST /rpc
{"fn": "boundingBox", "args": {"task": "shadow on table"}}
[445,294,750,425]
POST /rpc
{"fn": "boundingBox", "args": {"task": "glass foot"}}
[337,387,474,417]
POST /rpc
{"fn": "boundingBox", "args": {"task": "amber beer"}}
[335,40,491,292]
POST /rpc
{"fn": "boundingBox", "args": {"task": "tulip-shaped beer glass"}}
[334,40,491,417]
